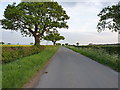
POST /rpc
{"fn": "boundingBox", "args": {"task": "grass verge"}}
[67,46,119,71]
[2,46,59,88]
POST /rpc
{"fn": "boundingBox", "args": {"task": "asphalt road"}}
[35,47,118,88]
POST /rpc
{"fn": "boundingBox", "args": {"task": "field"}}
[0,45,33,47]
[2,45,59,88]
[67,45,119,71]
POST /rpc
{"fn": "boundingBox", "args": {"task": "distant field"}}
[67,45,119,71]
[0,45,33,47]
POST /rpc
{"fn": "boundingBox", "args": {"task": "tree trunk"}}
[34,35,40,46]
[53,41,56,45]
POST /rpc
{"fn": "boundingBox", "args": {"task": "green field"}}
[67,45,119,71]
[2,45,59,88]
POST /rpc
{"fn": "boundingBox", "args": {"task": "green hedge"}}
[75,45,120,54]
[2,46,45,63]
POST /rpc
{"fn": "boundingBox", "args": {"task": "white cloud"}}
[56,0,119,3]
[59,2,100,33]
[59,31,118,45]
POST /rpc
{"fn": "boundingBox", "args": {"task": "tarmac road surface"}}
[35,47,118,88]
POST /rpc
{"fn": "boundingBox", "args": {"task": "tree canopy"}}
[1,2,69,45]
[97,2,120,32]
[0,42,5,45]
[44,30,65,45]
[76,42,79,46]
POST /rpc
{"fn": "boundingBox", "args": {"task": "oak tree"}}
[1,2,69,45]
[76,42,79,46]
[97,2,120,32]
[0,42,5,45]
[44,31,65,45]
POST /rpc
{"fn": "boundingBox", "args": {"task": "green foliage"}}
[56,43,61,46]
[1,2,69,45]
[0,64,1,90]
[44,31,65,45]
[30,42,34,45]
[2,46,45,63]
[0,42,4,45]
[76,45,120,54]
[2,46,59,88]
[97,2,120,32]
[65,43,68,46]
[76,42,79,46]
[99,46,119,54]
[67,46,119,71]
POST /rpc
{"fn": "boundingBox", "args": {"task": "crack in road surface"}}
[35,47,118,88]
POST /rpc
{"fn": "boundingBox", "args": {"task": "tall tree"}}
[44,31,65,45]
[1,2,69,45]
[0,42,5,45]
[97,2,120,32]
[76,42,79,46]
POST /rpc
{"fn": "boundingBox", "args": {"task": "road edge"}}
[22,47,60,88]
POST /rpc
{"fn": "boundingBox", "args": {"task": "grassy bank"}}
[67,46,119,71]
[2,46,59,88]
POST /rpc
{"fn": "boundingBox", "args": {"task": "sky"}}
[0,0,119,45]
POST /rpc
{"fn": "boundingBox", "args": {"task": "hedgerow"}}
[2,46,45,63]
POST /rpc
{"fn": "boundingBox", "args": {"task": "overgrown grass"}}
[67,46,119,71]
[2,46,45,63]
[2,46,59,88]
[0,64,2,90]
[76,45,120,54]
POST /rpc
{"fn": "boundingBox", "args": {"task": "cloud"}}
[59,2,78,7]
[59,31,118,45]
[56,0,120,3]
[0,0,21,2]
[59,2,100,33]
